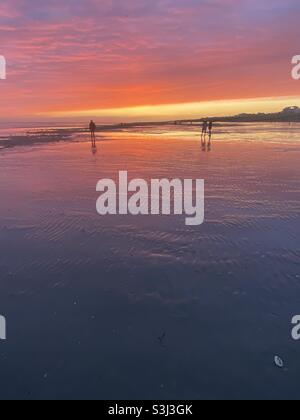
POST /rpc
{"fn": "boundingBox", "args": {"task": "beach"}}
[0,122,300,400]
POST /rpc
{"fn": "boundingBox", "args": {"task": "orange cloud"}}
[0,0,299,120]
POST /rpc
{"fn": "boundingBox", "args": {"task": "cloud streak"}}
[0,0,300,119]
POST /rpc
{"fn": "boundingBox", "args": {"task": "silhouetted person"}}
[202,121,208,137]
[89,120,97,146]
[208,121,213,137]
[89,120,96,136]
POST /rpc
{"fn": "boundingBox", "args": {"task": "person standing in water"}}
[89,120,97,147]
[201,121,208,151]
[208,121,213,137]
[207,121,213,151]
[202,121,208,137]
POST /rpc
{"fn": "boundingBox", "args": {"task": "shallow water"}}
[0,123,299,400]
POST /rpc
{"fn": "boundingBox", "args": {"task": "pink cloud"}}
[0,0,299,118]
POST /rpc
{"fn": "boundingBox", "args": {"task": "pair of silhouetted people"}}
[202,120,213,137]
[201,120,213,152]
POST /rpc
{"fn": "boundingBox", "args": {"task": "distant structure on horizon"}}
[282,106,300,115]
[237,106,300,118]
[173,106,300,125]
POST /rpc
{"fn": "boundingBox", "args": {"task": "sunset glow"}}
[1,0,300,121]
[44,96,300,121]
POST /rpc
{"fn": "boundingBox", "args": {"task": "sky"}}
[0,0,300,122]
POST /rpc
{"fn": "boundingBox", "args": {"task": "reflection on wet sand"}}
[201,133,212,152]
[0,123,300,400]
[91,135,97,154]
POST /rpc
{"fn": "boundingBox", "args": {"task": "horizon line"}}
[37,95,300,121]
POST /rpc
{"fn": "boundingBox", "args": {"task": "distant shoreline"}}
[95,116,300,131]
[0,119,299,151]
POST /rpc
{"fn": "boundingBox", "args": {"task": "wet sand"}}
[0,123,299,400]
